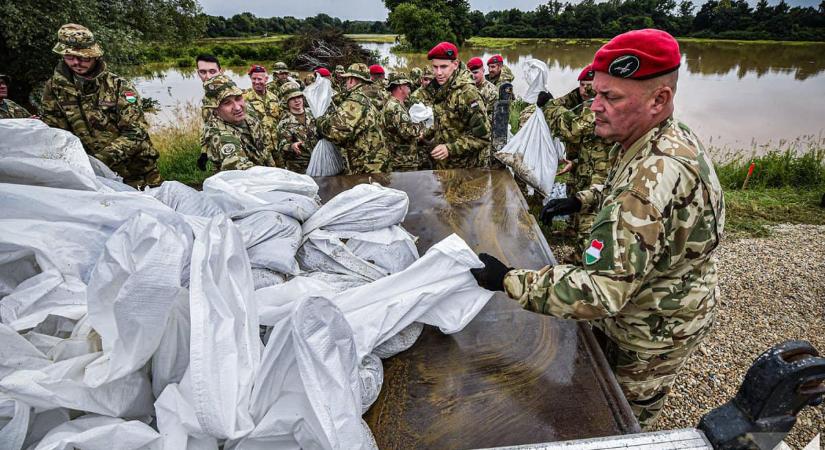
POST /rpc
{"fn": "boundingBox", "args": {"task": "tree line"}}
[203,13,392,37]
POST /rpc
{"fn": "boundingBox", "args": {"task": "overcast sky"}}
[199,0,819,20]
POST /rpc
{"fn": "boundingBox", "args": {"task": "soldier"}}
[0,75,31,119]
[243,65,282,132]
[195,54,223,83]
[316,63,388,174]
[420,42,491,170]
[369,65,386,85]
[333,65,346,90]
[486,54,515,87]
[276,81,318,173]
[383,73,423,171]
[201,75,276,172]
[41,24,160,188]
[409,67,423,91]
[267,62,291,97]
[467,57,498,123]
[363,65,390,111]
[471,29,725,429]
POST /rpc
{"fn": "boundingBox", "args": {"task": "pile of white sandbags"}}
[0,120,494,450]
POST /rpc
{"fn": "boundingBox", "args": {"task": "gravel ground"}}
[550,224,825,447]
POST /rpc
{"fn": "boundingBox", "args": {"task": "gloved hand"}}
[540,197,582,225]
[196,153,209,171]
[471,253,512,292]
[536,91,553,108]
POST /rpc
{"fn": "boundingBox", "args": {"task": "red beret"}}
[577,64,595,81]
[487,54,503,65]
[315,68,331,77]
[369,64,385,75]
[467,57,483,71]
[592,29,681,80]
[247,64,266,75]
[427,42,459,61]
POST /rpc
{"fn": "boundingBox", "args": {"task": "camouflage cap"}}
[422,67,434,79]
[410,67,423,79]
[342,63,372,83]
[281,81,303,101]
[335,65,345,74]
[272,62,289,74]
[202,74,244,109]
[387,72,412,89]
[52,24,103,58]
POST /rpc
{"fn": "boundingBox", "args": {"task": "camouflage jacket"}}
[409,84,433,107]
[518,88,583,129]
[266,78,290,98]
[276,109,318,173]
[486,65,515,88]
[503,118,725,353]
[316,83,389,174]
[0,99,30,119]
[477,80,498,121]
[361,82,390,111]
[41,60,159,185]
[383,96,422,171]
[543,100,615,191]
[243,88,282,130]
[201,115,276,172]
[424,68,491,169]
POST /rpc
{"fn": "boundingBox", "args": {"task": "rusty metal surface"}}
[315,169,640,449]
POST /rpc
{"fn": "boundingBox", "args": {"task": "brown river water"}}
[132,39,825,154]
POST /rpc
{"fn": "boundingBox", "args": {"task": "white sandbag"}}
[0,323,51,379]
[251,268,286,290]
[494,108,561,197]
[0,352,154,417]
[147,181,224,218]
[0,395,29,450]
[235,211,303,275]
[303,77,333,118]
[305,139,344,177]
[188,216,260,440]
[88,155,123,182]
[243,191,320,223]
[151,292,191,398]
[255,277,338,327]
[302,272,370,293]
[32,415,161,450]
[203,167,319,205]
[522,59,551,104]
[372,322,424,359]
[333,234,493,359]
[83,213,189,387]
[22,408,71,450]
[154,383,219,450]
[345,226,419,274]
[302,183,409,236]
[358,354,383,414]
[297,230,389,282]
[409,103,434,128]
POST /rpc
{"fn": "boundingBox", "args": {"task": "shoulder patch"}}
[219,143,236,156]
[124,91,137,104]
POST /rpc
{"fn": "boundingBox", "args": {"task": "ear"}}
[650,86,673,115]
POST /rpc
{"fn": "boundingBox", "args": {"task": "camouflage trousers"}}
[594,326,700,429]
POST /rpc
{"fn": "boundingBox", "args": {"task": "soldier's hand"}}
[539,197,582,225]
[556,159,574,176]
[431,144,449,160]
[536,91,553,108]
[291,141,303,155]
[470,253,512,292]
[197,153,209,171]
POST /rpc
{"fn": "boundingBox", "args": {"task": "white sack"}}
[33,415,161,450]
[409,103,434,128]
[234,211,302,275]
[243,191,320,223]
[494,108,562,197]
[154,383,218,450]
[147,181,224,218]
[345,226,419,274]
[303,77,334,118]
[151,291,191,398]
[0,323,51,379]
[0,395,29,450]
[203,167,319,205]
[358,354,383,414]
[297,230,389,282]
[523,59,551,104]
[84,213,189,387]
[302,183,409,236]
[333,234,494,359]
[188,216,260,440]
[22,408,71,450]
[255,277,338,327]
[372,322,424,359]
[251,268,286,290]
[305,139,344,177]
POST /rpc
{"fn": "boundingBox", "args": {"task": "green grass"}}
[151,105,211,187]
[345,34,398,43]
[724,188,825,237]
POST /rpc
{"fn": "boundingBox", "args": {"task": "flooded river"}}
[132,39,825,152]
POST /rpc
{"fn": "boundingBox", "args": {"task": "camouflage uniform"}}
[476,79,498,122]
[41,24,160,188]
[423,66,491,169]
[383,74,422,171]
[409,67,423,91]
[266,62,291,98]
[0,99,30,119]
[362,81,390,111]
[543,94,616,263]
[486,64,515,88]
[503,118,725,428]
[276,83,318,173]
[243,87,282,130]
[316,64,388,175]
[201,75,276,172]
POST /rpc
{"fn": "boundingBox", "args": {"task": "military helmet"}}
[272,62,289,74]
[387,72,412,89]
[410,67,423,80]
[335,65,345,74]
[202,74,244,110]
[281,81,303,101]
[422,67,434,79]
[341,63,372,83]
[52,24,103,58]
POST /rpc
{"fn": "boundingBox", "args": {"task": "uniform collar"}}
[613,117,674,179]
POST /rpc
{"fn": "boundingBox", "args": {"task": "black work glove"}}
[197,153,209,171]
[471,253,512,292]
[540,197,582,225]
[536,91,553,108]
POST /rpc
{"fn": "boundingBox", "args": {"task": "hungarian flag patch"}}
[124,91,137,103]
[584,239,604,265]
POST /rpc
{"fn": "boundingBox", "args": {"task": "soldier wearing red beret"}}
[485,54,514,88]
[467,57,498,124]
[472,29,725,429]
